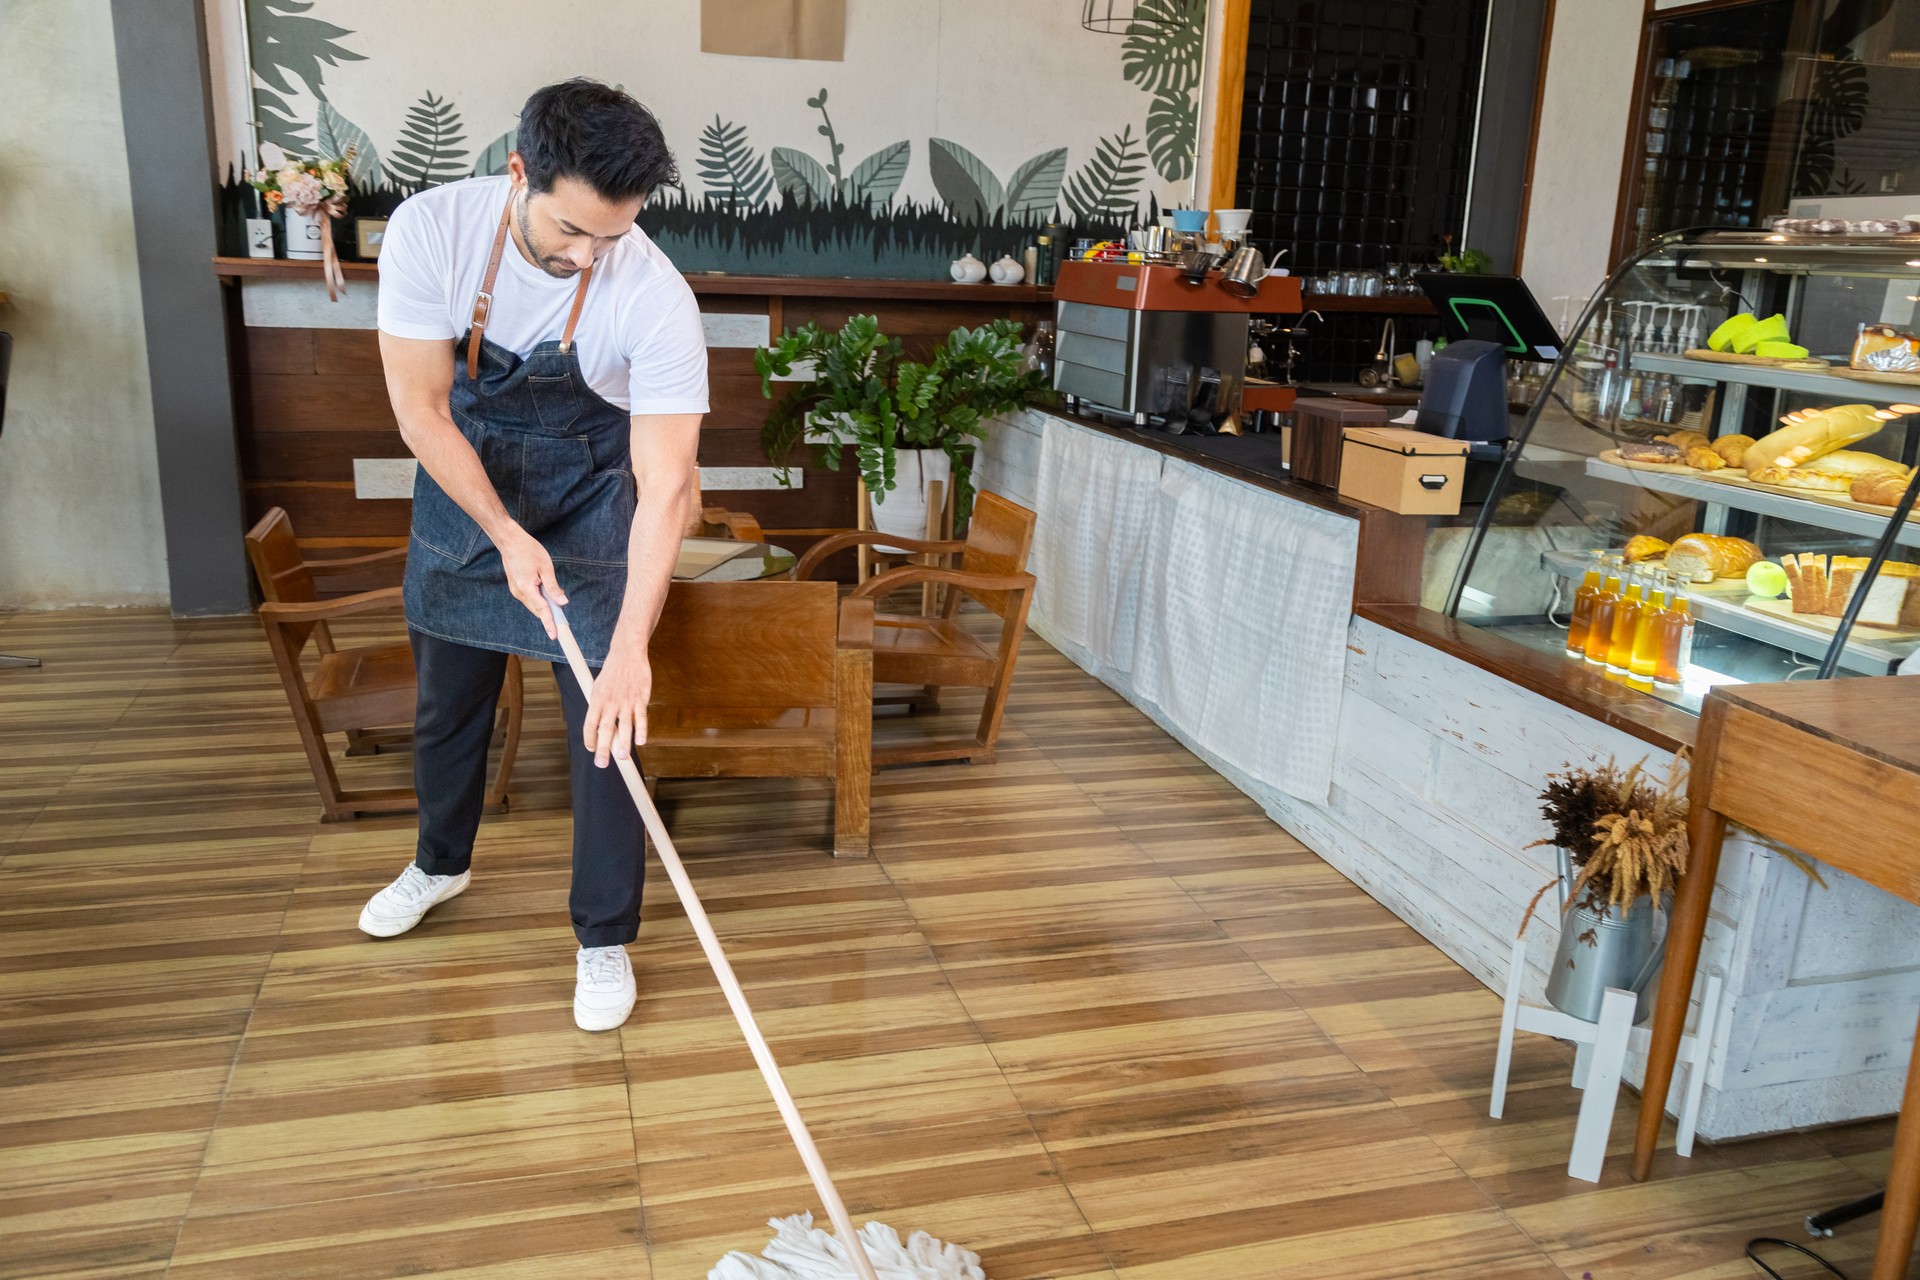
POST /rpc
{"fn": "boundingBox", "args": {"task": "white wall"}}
[1516,0,1646,314]
[0,0,169,609]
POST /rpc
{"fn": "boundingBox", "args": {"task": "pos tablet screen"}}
[1415,274,1565,363]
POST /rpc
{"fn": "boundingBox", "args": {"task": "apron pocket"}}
[529,372,583,433]
[410,467,486,565]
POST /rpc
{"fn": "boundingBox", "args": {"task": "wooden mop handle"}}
[542,589,880,1280]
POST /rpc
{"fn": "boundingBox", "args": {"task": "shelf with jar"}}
[1444,228,1920,714]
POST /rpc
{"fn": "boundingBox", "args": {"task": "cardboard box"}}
[1337,427,1468,514]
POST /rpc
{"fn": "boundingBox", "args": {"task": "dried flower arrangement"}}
[1518,755,1692,940]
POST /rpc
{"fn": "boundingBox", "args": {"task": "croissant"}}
[1660,430,1710,451]
[1686,446,1726,471]
[1623,535,1670,563]
[1852,469,1918,506]
[1710,434,1755,466]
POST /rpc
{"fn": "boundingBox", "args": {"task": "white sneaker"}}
[357,864,471,937]
[574,945,636,1032]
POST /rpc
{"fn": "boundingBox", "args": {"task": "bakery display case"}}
[1445,228,1920,714]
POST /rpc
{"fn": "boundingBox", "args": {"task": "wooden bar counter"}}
[1634,676,1920,1278]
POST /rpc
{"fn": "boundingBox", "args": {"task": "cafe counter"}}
[979,407,1920,1142]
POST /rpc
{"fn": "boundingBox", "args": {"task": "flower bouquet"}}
[249,144,354,300]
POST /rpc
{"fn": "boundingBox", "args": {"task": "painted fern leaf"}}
[697,117,774,210]
[388,91,469,188]
[1062,126,1147,223]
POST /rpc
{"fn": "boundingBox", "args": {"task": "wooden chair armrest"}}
[304,546,408,575]
[850,566,1035,600]
[794,530,968,580]
[703,508,764,540]
[837,594,875,647]
[259,586,406,623]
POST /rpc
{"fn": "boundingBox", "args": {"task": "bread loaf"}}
[1796,449,1905,479]
[1783,553,1829,614]
[1812,555,1920,627]
[1710,434,1755,466]
[1743,404,1885,476]
[1852,469,1917,506]
[1666,533,1763,582]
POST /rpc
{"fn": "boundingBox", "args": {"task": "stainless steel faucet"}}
[1277,309,1323,387]
[1372,318,1399,387]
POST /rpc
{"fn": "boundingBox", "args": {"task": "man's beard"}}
[515,191,579,278]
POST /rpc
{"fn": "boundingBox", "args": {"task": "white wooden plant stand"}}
[1490,929,1725,1183]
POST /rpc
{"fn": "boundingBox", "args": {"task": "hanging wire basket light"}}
[1081,0,1177,34]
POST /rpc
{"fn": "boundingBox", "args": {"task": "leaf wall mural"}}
[697,118,774,210]
[246,0,365,156]
[314,99,382,187]
[1063,125,1147,223]
[929,138,1007,224]
[771,147,833,205]
[388,92,470,188]
[843,140,910,211]
[471,128,518,178]
[1005,149,1068,221]
[1120,0,1203,183]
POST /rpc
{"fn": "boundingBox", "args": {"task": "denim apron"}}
[403,196,631,666]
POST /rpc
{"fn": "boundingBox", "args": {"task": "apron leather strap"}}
[467,198,514,381]
[466,192,596,378]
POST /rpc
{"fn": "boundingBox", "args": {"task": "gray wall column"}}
[1467,0,1553,275]
[109,0,251,615]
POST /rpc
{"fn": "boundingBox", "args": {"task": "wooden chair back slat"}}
[648,581,839,710]
[245,507,323,651]
[959,491,1038,623]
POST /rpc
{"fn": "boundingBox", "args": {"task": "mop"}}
[541,588,985,1280]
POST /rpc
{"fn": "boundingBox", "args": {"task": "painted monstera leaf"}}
[771,147,832,206]
[1063,125,1147,223]
[1121,0,1204,183]
[697,117,773,209]
[1005,148,1068,221]
[929,138,1006,224]
[389,91,469,188]
[247,0,365,155]
[472,128,517,178]
[840,141,910,211]
[314,99,381,188]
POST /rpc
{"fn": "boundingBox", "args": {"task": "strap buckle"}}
[470,290,493,328]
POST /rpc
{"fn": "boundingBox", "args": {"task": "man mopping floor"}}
[354,78,707,1032]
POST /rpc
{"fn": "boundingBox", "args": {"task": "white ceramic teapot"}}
[949,253,987,284]
[988,254,1025,285]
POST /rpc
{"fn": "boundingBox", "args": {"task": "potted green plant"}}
[755,315,1051,537]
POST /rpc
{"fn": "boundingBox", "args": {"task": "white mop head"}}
[709,1213,985,1280]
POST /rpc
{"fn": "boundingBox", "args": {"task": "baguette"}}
[1797,449,1906,479]
[1666,533,1763,582]
[1852,468,1918,506]
[1743,404,1885,476]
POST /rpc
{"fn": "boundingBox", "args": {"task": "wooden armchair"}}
[642,580,874,857]
[686,465,765,541]
[794,491,1037,767]
[244,508,523,822]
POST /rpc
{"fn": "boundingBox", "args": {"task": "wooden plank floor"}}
[0,606,1897,1279]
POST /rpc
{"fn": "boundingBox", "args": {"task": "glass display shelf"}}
[1630,352,1920,405]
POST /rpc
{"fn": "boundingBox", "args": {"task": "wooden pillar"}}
[1207,0,1253,220]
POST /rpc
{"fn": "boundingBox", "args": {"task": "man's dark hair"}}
[516,79,678,201]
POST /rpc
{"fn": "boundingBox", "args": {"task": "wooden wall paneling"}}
[312,328,386,376]
[244,481,410,538]
[244,374,397,432]
[1208,0,1254,222]
[241,327,318,376]
[240,430,407,483]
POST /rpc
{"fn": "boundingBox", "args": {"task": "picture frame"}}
[355,217,389,260]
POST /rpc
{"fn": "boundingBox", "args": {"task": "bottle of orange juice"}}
[1629,570,1668,680]
[1653,577,1695,688]
[1566,551,1604,657]
[1583,558,1623,665]
[1606,564,1646,673]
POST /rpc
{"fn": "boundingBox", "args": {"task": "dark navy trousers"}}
[408,628,645,947]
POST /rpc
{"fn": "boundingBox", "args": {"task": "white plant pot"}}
[285,207,325,260]
[870,449,953,550]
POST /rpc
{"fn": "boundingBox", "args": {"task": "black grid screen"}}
[1236,0,1491,380]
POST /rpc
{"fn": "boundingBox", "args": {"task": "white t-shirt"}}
[376,175,709,415]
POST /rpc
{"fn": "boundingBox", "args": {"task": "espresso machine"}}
[1052,259,1303,431]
